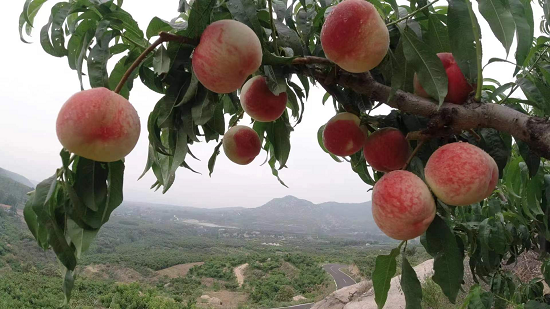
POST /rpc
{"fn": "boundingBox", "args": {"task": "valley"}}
[0,167,429,308]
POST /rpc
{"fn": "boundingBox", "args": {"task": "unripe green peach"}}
[372,170,436,240]
[241,76,288,122]
[56,87,140,162]
[321,0,389,73]
[363,128,411,172]
[425,142,498,206]
[192,20,262,94]
[223,125,262,165]
[322,113,366,157]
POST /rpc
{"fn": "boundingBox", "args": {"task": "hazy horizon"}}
[1,1,540,208]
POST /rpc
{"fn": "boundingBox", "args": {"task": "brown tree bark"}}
[300,66,550,159]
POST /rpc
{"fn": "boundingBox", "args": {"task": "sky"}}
[0,1,542,208]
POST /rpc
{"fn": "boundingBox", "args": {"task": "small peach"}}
[322,113,366,157]
[223,125,262,165]
[241,76,288,122]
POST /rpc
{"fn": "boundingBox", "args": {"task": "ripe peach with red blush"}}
[321,0,389,73]
[223,125,262,165]
[56,87,140,162]
[363,128,411,172]
[372,170,436,240]
[322,113,366,157]
[241,76,288,122]
[414,53,474,104]
[192,20,262,94]
[425,142,498,206]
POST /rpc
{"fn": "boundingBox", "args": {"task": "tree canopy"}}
[18,0,550,307]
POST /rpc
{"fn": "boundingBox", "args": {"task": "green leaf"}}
[427,14,451,53]
[88,30,117,88]
[40,2,71,57]
[264,66,287,95]
[103,160,125,223]
[463,284,493,309]
[350,151,376,185]
[274,20,303,56]
[23,197,40,243]
[153,45,171,75]
[488,82,514,102]
[208,141,223,177]
[267,114,292,168]
[192,92,217,125]
[74,158,108,212]
[186,0,216,39]
[448,0,480,83]
[62,269,75,305]
[524,300,550,309]
[19,0,49,43]
[400,26,448,105]
[104,10,144,44]
[509,0,534,73]
[67,19,96,81]
[423,215,464,303]
[373,248,399,308]
[268,147,289,187]
[139,66,165,94]
[518,140,540,178]
[146,17,173,39]
[163,128,188,193]
[66,219,98,258]
[480,128,510,178]
[477,0,515,54]
[516,76,550,113]
[401,256,422,309]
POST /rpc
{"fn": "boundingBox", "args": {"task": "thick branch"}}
[301,67,550,159]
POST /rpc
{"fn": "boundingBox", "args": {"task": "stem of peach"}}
[468,129,481,142]
[402,140,425,170]
[114,32,197,94]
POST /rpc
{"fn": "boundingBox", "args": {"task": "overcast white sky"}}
[0,1,542,208]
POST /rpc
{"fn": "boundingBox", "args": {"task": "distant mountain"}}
[121,195,377,236]
[0,168,34,188]
[0,168,33,207]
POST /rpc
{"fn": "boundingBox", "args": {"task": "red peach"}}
[321,0,389,73]
[56,87,140,162]
[240,76,288,122]
[372,170,436,240]
[425,142,498,206]
[363,128,411,172]
[413,53,474,104]
[192,20,262,94]
[223,125,262,165]
[322,113,366,157]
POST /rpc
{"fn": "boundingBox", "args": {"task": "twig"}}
[465,0,483,102]
[114,32,197,94]
[468,129,481,141]
[501,45,550,103]
[386,0,439,27]
[291,56,334,65]
[267,0,280,55]
[403,140,425,170]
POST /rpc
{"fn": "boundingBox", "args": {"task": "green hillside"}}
[0,170,32,208]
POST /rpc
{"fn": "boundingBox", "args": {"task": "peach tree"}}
[18,0,550,307]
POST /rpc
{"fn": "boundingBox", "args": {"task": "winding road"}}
[272,264,356,309]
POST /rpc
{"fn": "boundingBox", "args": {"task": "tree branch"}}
[300,67,550,159]
[114,32,197,94]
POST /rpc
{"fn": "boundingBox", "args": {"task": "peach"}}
[363,128,411,172]
[223,125,262,165]
[425,142,498,206]
[413,53,474,104]
[56,87,140,162]
[240,76,288,122]
[192,20,262,94]
[372,170,436,240]
[322,113,366,157]
[320,0,389,73]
